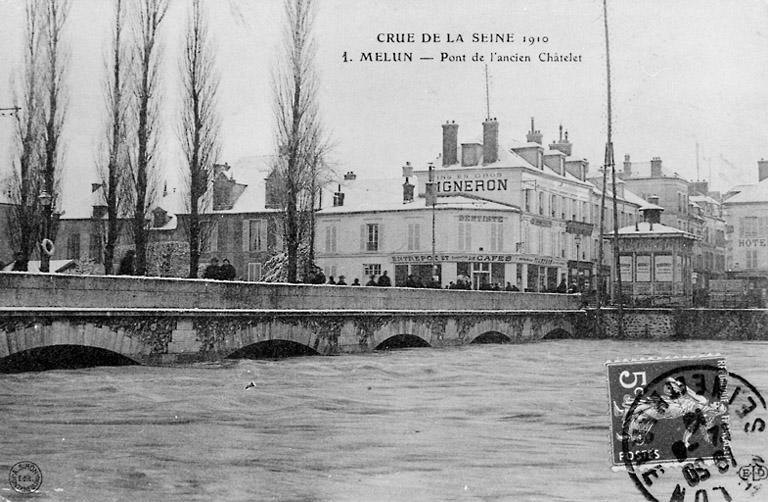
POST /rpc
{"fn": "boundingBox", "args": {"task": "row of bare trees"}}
[4,0,68,269]
[5,0,327,282]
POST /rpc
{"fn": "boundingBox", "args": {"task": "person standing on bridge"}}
[377,270,391,287]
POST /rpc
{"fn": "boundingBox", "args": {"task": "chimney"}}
[402,161,413,178]
[548,125,573,156]
[526,117,543,144]
[344,171,356,180]
[759,158,768,182]
[623,154,632,178]
[482,117,498,164]
[402,177,414,203]
[425,163,436,206]
[332,184,345,207]
[442,121,458,166]
[152,207,168,228]
[651,157,663,177]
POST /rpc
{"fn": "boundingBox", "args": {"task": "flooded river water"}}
[3,339,768,501]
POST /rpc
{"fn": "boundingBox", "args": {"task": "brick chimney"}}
[623,154,632,178]
[482,118,498,164]
[651,157,663,177]
[548,125,572,156]
[344,171,356,180]
[442,121,458,166]
[759,158,768,182]
[402,177,414,203]
[526,117,543,144]
[332,184,345,207]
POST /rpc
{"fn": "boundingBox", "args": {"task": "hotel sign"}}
[738,238,768,247]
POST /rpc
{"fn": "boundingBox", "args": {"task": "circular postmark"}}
[8,461,43,494]
[622,365,767,501]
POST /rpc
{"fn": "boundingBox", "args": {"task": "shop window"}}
[363,263,381,278]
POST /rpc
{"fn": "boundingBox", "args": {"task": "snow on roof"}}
[214,155,279,214]
[318,177,519,215]
[614,221,695,237]
[690,194,720,206]
[723,178,768,204]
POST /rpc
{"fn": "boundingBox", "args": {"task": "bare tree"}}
[179,0,220,278]
[97,0,131,274]
[38,0,69,272]
[128,0,168,276]
[4,1,44,261]
[272,0,328,283]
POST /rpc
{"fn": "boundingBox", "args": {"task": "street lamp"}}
[39,190,52,273]
[426,162,438,286]
[574,234,582,291]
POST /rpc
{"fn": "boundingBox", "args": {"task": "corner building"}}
[316,118,620,291]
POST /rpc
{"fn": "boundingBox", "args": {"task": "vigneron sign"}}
[434,171,509,194]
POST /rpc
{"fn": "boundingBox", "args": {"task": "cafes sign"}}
[391,253,566,267]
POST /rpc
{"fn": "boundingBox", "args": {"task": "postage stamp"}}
[607,355,768,501]
[607,355,729,469]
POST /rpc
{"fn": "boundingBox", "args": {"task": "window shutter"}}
[490,223,497,251]
[360,224,366,251]
[407,224,413,250]
[415,223,420,250]
[498,223,504,251]
[242,220,250,251]
[458,222,464,250]
[465,223,472,250]
[259,220,267,251]
[378,224,384,251]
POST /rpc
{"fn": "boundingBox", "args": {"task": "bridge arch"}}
[470,331,512,344]
[541,328,573,340]
[374,334,431,351]
[0,344,139,373]
[227,339,320,359]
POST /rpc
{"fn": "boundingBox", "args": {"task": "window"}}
[324,224,337,253]
[407,222,421,251]
[248,219,266,251]
[362,223,380,251]
[66,233,80,259]
[550,194,556,217]
[747,250,758,269]
[538,192,544,215]
[363,263,381,278]
[247,263,261,281]
[524,190,532,212]
[458,221,472,251]
[203,221,218,252]
[324,265,337,278]
[741,217,758,238]
[582,202,588,222]
[89,233,102,262]
[490,222,504,252]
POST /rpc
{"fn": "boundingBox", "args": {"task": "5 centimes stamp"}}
[607,355,729,469]
[8,461,43,493]
[607,356,768,501]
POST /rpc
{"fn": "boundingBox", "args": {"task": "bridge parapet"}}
[0,272,581,310]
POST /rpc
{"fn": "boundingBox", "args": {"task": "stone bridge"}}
[0,273,584,371]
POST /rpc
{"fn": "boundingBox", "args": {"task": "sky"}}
[0,0,767,218]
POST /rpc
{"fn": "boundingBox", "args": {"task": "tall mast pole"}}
[485,64,490,119]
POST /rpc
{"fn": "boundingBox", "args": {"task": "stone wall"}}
[0,272,581,311]
[585,308,768,340]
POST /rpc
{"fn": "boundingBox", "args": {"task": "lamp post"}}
[39,190,52,273]
[426,162,438,286]
[574,234,582,291]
